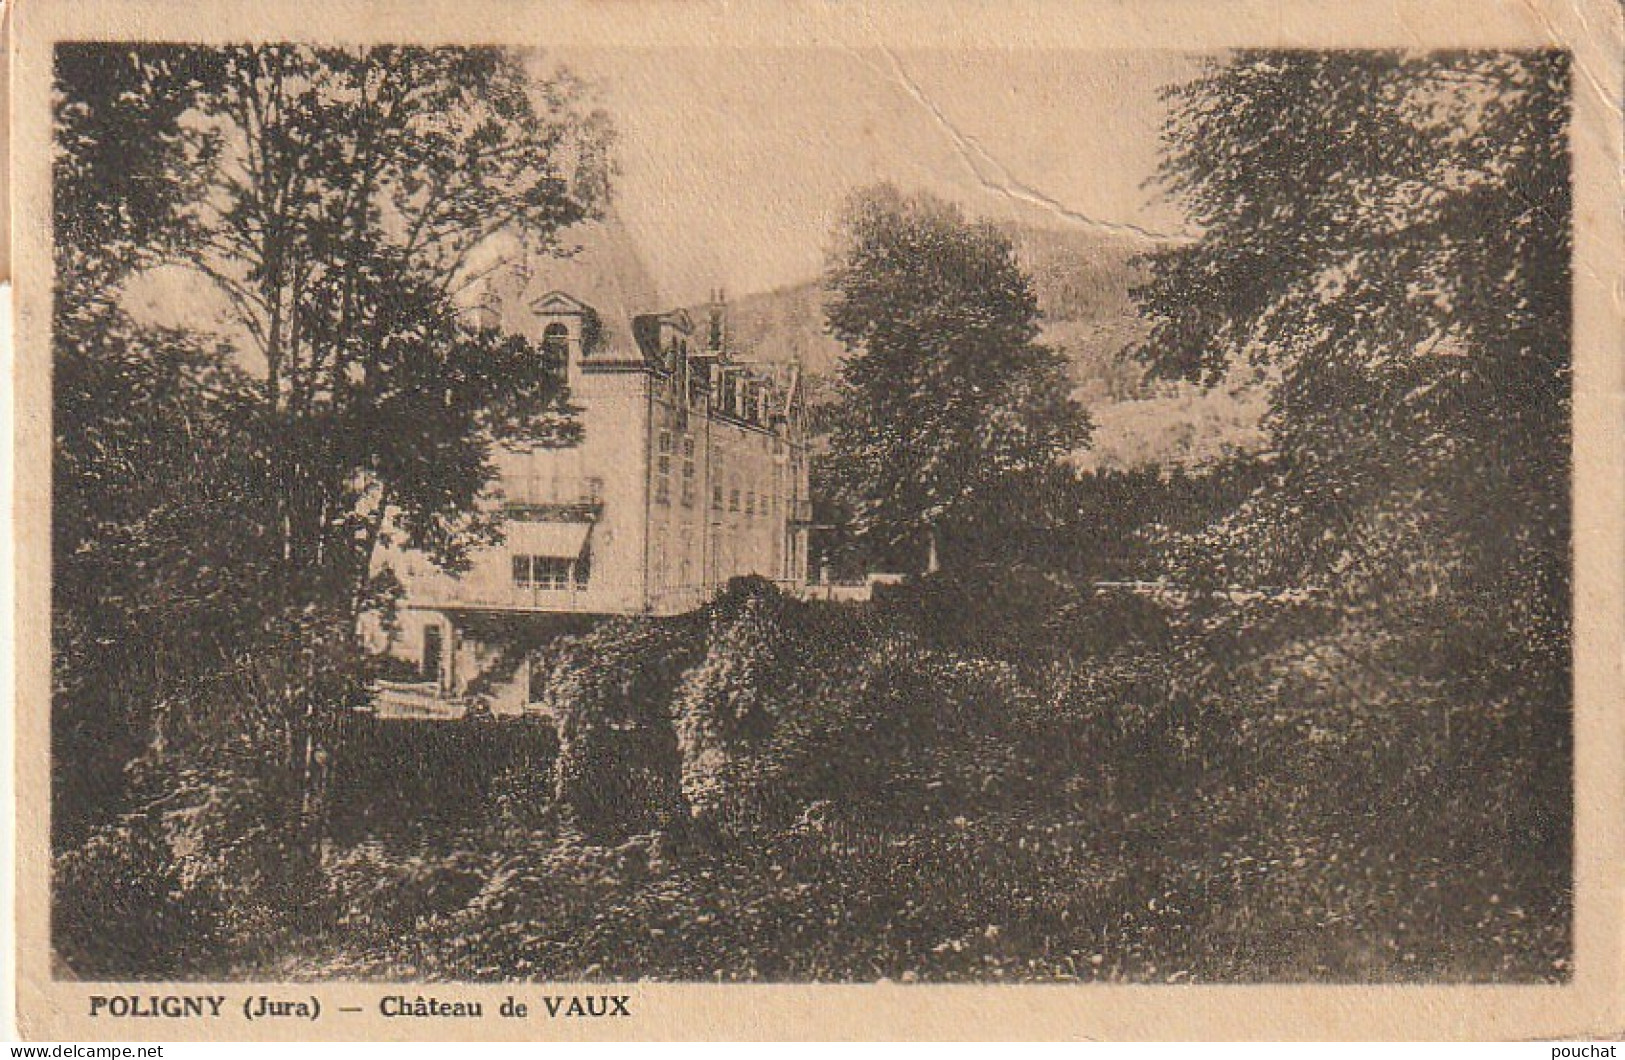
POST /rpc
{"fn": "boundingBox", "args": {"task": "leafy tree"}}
[823,184,1091,571]
[167,44,609,600]
[49,44,613,866]
[52,47,263,847]
[53,46,234,573]
[1136,50,1570,625]
[1133,51,1572,906]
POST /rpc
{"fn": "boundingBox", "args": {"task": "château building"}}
[369,237,811,719]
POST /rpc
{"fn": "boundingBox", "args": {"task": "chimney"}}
[708,288,727,354]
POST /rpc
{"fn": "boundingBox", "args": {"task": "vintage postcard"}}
[10,0,1625,1041]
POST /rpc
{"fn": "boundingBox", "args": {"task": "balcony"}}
[503,503,601,525]
[502,476,604,521]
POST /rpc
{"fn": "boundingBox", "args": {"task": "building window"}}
[745,490,755,516]
[712,483,724,510]
[656,430,672,505]
[681,435,696,506]
[541,322,570,375]
[512,555,579,590]
[541,557,572,589]
[729,486,740,512]
[422,625,443,683]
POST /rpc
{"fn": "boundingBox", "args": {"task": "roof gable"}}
[529,290,597,316]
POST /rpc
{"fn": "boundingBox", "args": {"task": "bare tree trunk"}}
[295,694,332,864]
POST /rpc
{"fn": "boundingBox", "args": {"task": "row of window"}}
[512,554,590,591]
[709,484,778,518]
[661,429,789,516]
[649,528,780,592]
[660,351,786,430]
[655,431,699,507]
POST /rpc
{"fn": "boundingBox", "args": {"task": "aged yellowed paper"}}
[11,0,1625,1041]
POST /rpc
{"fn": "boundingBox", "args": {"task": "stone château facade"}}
[370,264,811,719]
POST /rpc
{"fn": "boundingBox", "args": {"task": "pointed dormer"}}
[659,309,696,358]
[631,308,696,373]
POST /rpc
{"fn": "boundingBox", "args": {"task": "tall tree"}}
[49,44,614,854]
[1131,51,1573,929]
[53,46,228,564]
[52,46,261,847]
[1136,50,1570,638]
[1133,51,1572,872]
[823,184,1091,571]
[170,44,609,602]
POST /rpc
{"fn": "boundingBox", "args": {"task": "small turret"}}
[708,288,728,354]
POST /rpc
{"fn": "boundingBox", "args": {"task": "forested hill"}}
[702,222,1148,392]
[697,221,1268,470]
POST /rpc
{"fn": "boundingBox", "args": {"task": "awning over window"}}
[506,519,591,558]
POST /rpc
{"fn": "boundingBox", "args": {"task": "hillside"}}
[701,221,1267,471]
[705,222,1149,391]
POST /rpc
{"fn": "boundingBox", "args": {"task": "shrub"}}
[485,725,562,835]
[713,632,1024,831]
[324,843,490,936]
[54,813,232,978]
[673,580,803,818]
[541,617,701,842]
[875,567,1173,667]
[55,743,350,978]
[410,829,677,980]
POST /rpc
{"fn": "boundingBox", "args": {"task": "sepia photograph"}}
[12,0,1625,1042]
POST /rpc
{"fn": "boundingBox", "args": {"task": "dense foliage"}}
[50,44,607,971]
[543,617,701,842]
[258,580,1566,984]
[1130,47,1573,962]
[822,184,1092,571]
[1136,51,1569,615]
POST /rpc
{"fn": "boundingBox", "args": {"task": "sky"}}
[541,48,1199,305]
[122,47,1202,334]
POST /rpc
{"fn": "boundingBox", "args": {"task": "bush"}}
[673,581,804,818]
[485,726,562,835]
[874,568,1076,663]
[324,843,490,936]
[875,568,1176,667]
[54,813,232,978]
[708,630,1051,832]
[55,747,342,980]
[261,572,1568,984]
[409,829,680,980]
[541,617,701,842]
